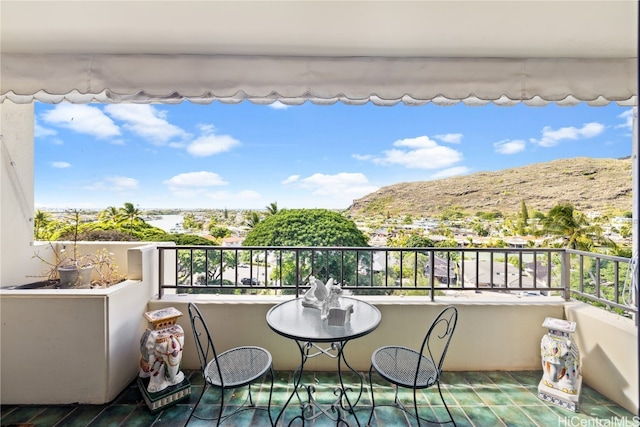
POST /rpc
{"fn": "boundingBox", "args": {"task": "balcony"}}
[0,370,635,426]
[1,243,637,426]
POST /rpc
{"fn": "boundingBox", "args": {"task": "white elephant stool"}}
[538,317,582,412]
[137,307,191,412]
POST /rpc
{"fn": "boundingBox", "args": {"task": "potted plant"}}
[55,209,93,287]
[32,210,125,288]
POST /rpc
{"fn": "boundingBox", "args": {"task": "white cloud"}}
[162,171,257,202]
[434,133,463,144]
[283,172,378,199]
[352,153,374,161]
[494,139,526,154]
[41,104,120,139]
[268,101,290,110]
[579,122,606,138]
[281,175,300,185]
[430,166,471,179]
[186,134,241,157]
[104,104,186,144]
[163,171,229,197]
[371,136,463,169]
[615,109,634,130]
[52,161,71,169]
[164,171,228,188]
[531,122,605,147]
[84,176,139,192]
[35,119,57,138]
[106,176,139,191]
[198,124,216,134]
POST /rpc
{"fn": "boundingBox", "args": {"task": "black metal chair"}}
[367,305,458,426]
[187,302,274,426]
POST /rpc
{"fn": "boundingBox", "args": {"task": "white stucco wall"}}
[150,295,566,373]
[0,244,159,404]
[565,301,638,415]
[0,102,35,287]
[0,279,155,404]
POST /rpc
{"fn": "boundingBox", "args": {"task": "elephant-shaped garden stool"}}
[538,317,582,412]
[138,307,190,412]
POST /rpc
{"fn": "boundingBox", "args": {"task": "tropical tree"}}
[99,206,121,224]
[516,200,529,235]
[244,209,368,247]
[119,202,143,237]
[183,213,203,231]
[209,226,231,239]
[244,209,368,289]
[388,232,434,248]
[540,203,604,251]
[33,209,51,240]
[265,201,279,216]
[245,211,261,229]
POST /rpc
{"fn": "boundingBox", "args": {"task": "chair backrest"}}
[188,302,222,379]
[417,305,458,382]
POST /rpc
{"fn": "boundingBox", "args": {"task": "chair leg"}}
[186,382,208,426]
[248,384,255,407]
[367,365,376,426]
[437,381,456,426]
[267,366,275,427]
[217,388,225,427]
[413,388,421,426]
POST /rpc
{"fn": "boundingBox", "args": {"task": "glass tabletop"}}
[266,297,381,342]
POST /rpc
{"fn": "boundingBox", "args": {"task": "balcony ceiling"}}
[1,1,637,105]
[2,0,637,58]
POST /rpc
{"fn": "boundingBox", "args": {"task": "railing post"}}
[561,250,571,301]
[429,250,435,302]
[295,249,300,298]
[158,247,164,299]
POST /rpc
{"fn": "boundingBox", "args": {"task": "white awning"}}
[1,1,636,106]
[1,54,636,106]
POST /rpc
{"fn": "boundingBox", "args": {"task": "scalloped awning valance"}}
[1,54,636,106]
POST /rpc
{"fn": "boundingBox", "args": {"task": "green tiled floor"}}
[1,371,636,426]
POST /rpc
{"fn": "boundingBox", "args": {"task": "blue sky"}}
[34,101,634,211]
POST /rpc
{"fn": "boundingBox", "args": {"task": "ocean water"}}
[147,215,183,232]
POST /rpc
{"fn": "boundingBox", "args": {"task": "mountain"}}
[348,157,633,217]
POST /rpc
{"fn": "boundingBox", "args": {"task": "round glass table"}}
[266,297,381,426]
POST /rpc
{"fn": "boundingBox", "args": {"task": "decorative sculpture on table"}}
[138,307,191,412]
[302,276,331,309]
[302,276,354,326]
[538,317,582,412]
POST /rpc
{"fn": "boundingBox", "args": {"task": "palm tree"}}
[245,211,261,229]
[540,203,604,251]
[33,209,50,240]
[99,206,120,224]
[265,201,279,216]
[119,202,143,237]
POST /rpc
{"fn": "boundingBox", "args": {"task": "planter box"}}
[0,279,154,404]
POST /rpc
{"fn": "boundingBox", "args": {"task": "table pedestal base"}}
[298,384,352,424]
